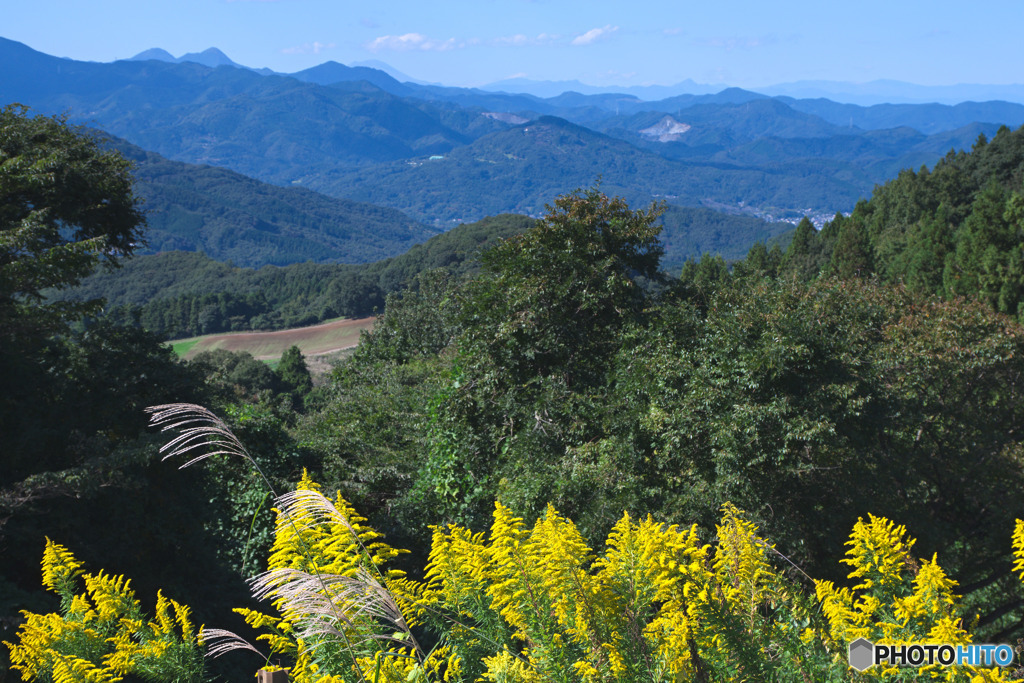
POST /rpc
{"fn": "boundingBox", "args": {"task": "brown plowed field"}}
[177,316,376,361]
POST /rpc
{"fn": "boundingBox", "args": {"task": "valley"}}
[4,35,1023,244]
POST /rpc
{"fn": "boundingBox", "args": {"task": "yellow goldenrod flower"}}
[1012,519,1024,582]
[3,543,203,682]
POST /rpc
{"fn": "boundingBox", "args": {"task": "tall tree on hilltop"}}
[461,186,664,390]
[414,187,664,529]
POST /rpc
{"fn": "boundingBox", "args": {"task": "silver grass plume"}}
[249,567,422,657]
[146,403,276,495]
[259,485,424,658]
[146,403,422,673]
[276,488,356,535]
[199,628,264,659]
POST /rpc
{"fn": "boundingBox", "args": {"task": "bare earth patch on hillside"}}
[177,317,376,361]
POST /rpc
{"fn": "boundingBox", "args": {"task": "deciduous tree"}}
[0,104,144,343]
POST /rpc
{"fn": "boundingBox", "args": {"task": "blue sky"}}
[5,0,1023,88]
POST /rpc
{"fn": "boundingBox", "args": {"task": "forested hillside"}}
[5,106,1024,682]
[314,115,870,224]
[748,124,1024,320]
[53,214,533,337]
[54,202,786,338]
[109,137,437,267]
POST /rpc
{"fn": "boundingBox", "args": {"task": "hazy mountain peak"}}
[129,48,176,63]
[289,60,408,93]
[127,46,244,69]
[178,47,236,68]
[350,59,436,85]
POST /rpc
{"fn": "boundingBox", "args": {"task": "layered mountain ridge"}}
[2,36,1022,264]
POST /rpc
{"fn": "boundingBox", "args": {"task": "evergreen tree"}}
[826,217,873,279]
[944,179,1011,308]
[997,190,1024,316]
[780,217,821,280]
[899,204,955,296]
[679,253,731,306]
[738,241,773,276]
[277,345,313,398]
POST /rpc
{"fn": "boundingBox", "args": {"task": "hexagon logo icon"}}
[848,637,875,671]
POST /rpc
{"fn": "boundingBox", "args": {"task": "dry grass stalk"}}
[147,403,423,673]
[200,628,265,659]
[146,402,276,494]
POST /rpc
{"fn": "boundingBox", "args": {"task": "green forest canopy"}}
[6,107,1024,681]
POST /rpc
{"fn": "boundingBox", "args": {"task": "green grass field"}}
[170,339,201,357]
[167,317,375,362]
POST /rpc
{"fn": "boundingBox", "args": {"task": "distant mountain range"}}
[3,35,1024,268]
[481,77,1024,107]
[118,41,1024,118]
[130,46,1024,107]
[478,77,726,101]
[756,80,1024,107]
[315,115,873,224]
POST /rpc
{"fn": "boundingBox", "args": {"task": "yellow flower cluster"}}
[267,472,408,578]
[232,475,1024,683]
[815,515,1011,681]
[365,500,789,681]
[4,539,204,683]
[14,473,1023,682]
[1013,519,1024,583]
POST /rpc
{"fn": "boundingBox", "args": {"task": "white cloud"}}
[494,34,529,46]
[365,33,458,52]
[281,41,336,55]
[571,25,618,46]
[492,33,560,47]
